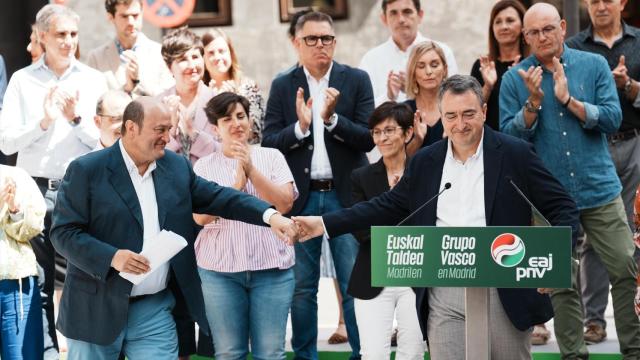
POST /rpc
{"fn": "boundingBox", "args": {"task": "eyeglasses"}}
[301,35,335,46]
[371,127,403,139]
[97,114,123,123]
[524,24,559,39]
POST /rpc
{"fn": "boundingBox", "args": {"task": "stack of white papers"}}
[120,230,187,285]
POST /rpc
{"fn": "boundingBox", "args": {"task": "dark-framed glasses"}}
[371,126,402,138]
[302,35,335,46]
[524,24,558,38]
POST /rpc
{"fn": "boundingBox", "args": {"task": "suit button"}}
[308,145,314,150]
[304,168,309,174]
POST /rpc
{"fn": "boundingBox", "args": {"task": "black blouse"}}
[404,99,445,148]
[470,58,515,131]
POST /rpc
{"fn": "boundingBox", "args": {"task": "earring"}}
[413,86,419,95]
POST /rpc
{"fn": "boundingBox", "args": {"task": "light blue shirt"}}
[0,55,106,179]
[499,45,622,210]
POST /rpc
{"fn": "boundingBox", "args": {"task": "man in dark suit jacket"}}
[294,75,579,360]
[51,97,297,359]
[262,11,374,359]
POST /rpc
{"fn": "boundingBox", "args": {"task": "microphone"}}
[507,177,551,226]
[397,182,451,226]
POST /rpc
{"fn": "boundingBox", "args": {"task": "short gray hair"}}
[437,75,485,108]
[35,4,79,33]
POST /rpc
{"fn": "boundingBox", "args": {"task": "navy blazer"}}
[50,143,272,345]
[262,61,375,215]
[322,127,579,339]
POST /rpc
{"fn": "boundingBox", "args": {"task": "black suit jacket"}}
[262,61,375,215]
[50,143,272,345]
[322,127,579,339]
[349,159,390,299]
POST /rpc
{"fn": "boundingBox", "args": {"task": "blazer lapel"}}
[152,159,175,228]
[106,143,143,230]
[423,141,447,225]
[371,159,390,194]
[482,127,503,225]
[328,61,346,93]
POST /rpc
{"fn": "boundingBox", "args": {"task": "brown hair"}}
[488,0,528,61]
[381,0,421,13]
[201,28,242,86]
[161,27,203,69]
[405,41,448,99]
[204,92,251,126]
[104,0,142,16]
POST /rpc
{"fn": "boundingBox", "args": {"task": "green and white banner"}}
[371,226,572,288]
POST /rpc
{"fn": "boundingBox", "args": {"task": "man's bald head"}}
[523,2,561,28]
[121,96,169,135]
[522,2,566,63]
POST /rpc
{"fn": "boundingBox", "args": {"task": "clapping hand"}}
[320,87,340,124]
[296,87,313,133]
[41,87,79,129]
[0,178,18,213]
[413,110,427,146]
[552,57,570,105]
[122,50,140,92]
[163,95,195,138]
[612,55,629,89]
[269,213,299,245]
[387,70,406,101]
[292,216,326,242]
[479,56,497,89]
[517,65,544,102]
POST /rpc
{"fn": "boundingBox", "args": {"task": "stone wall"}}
[69,0,494,96]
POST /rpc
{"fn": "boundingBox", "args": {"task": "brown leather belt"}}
[310,179,334,192]
[607,128,640,143]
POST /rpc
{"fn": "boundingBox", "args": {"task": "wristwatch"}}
[624,78,633,95]
[325,113,338,126]
[70,116,82,126]
[524,99,542,114]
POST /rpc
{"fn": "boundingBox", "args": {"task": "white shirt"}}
[293,64,337,180]
[118,141,169,296]
[436,134,485,227]
[359,33,459,106]
[0,56,106,179]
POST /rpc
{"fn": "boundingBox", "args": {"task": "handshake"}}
[268,213,328,245]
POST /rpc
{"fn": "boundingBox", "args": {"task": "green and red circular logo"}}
[491,233,526,267]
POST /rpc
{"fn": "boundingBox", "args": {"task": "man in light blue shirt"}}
[500,3,640,359]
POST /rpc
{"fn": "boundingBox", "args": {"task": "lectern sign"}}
[371,226,571,288]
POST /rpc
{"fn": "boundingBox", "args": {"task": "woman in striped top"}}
[193,92,298,359]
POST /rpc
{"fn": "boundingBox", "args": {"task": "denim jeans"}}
[291,190,360,360]
[66,289,178,360]
[199,267,294,360]
[0,276,44,360]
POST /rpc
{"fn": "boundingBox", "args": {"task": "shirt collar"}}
[303,61,333,83]
[34,54,81,75]
[446,129,485,164]
[118,140,156,179]
[585,21,637,42]
[115,33,145,54]
[387,32,427,53]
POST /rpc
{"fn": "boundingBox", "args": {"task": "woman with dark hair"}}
[349,102,425,359]
[194,93,297,359]
[470,0,528,130]
[202,29,264,145]
[159,27,218,164]
[404,41,447,156]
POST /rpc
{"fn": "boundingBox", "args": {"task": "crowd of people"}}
[0,0,638,359]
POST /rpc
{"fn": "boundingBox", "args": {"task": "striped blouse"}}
[193,146,298,272]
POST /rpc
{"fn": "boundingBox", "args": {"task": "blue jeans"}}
[199,267,294,360]
[0,276,43,360]
[66,289,178,360]
[292,190,360,359]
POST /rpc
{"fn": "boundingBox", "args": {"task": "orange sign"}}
[143,0,195,28]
